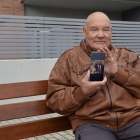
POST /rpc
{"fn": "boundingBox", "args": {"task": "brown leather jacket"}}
[46,40,140,132]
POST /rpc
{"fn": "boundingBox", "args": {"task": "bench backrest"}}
[0,80,72,140]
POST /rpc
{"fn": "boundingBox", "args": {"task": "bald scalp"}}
[85,12,111,29]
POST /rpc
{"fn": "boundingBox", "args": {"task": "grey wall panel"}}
[0,15,140,59]
[24,5,122,20]
[122,6,140,21]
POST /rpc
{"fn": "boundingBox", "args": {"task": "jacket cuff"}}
[112,68,129,86]
[74,87,92,104]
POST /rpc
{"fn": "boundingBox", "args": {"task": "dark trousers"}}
[75,119,140,140]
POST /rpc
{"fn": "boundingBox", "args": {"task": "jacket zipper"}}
[115,112,119,130]
[106,83,119,130]
[106,83,112,112]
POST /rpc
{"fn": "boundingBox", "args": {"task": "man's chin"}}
[91,45,106,51]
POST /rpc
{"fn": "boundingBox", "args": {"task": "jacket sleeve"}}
[112,54,140,98]
[46,59,92,116]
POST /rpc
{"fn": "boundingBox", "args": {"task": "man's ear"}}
[83,26,86,38]
[110,27,112,33]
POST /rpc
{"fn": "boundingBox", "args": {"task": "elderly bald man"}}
[46,12,140,140]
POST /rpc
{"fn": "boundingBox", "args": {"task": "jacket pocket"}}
[72,63,90,75]
[118,61,133,70]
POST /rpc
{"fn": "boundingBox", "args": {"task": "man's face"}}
[83,16,112,51]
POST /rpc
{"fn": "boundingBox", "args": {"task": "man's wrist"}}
[111,67,118,78]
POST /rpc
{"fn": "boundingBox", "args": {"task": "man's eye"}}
[103,28,110,31]
[92,29,98,31]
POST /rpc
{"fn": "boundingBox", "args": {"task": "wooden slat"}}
[0,15,43,20]
[0,54,44,58]
[45,46,73,49]
[0,47,44,51]
[42,29,83,32]
[112,24,140,28]
[0,39,44,43]
[0,27,82,32]
[112,34,140,37]
[44,36,83,39]
[0,27,44,31]
[0,43,44,46]
[44,16,86,22]
[0,31,44,34]
[0,39,80,43]
[112,40,140,43]
[45,50,70,53]
[45,32,83,35]
[45,54,63,58]
[112,31,140,33]
[114,46,140,48]
[44,25,83,28]
[0,19,44,24]
[0,51,44,55]
[45,43,78,46]
[43,20,85,25]
[0,23,44,27]
[0,80,48,99]
[111,20,140,25]
[112,37,140,39]
[0,116,72,140]
[0,35,44,39]
[113,27,140,31]
[0,100,54,121]
[112,43,140,45]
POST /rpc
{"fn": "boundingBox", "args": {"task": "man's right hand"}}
[81,71,107,97]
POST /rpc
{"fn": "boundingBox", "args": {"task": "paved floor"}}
[0,113,75,140]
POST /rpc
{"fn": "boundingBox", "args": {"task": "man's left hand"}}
[98,47,118,77]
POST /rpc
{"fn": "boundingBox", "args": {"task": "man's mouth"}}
[95,41,105,43]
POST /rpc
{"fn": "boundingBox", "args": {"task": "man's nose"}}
[97,30,104,38]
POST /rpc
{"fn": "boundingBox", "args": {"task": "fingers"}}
[103,76,107,83]
[82,70,90,82]
[100,76,107,88]
[98,76,107,85]
[104,47,112,58]
[82,74,107,96]
[97,47,105,53]
[91,76,107,86]
[98,47,112,61]
[114,49,118,61]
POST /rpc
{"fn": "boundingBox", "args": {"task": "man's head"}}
[98,60,101,64]
[83,12,112,51]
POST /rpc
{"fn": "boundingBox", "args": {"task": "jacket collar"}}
[80,40,92,57]
[80,39,114,56]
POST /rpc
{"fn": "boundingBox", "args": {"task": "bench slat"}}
[0,116,72,140]
[0,80,48,99]
[0,100,54,121]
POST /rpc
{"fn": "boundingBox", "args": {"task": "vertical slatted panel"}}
[0,15,140,59]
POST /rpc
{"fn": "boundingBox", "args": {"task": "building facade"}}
[0,0,24,16]
[0,0,140,21]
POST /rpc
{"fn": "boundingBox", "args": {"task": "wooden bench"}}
[0,80,72,140]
